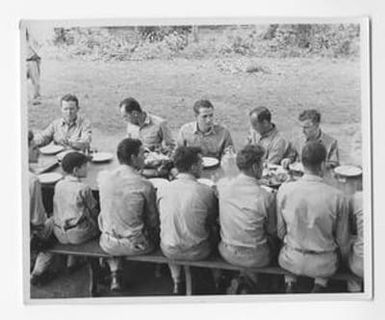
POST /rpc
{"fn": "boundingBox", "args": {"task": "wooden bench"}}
[46,240,359,297]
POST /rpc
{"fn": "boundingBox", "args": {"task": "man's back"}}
[98,165,157,240]
[217,174,276,248]
[158,173,217,250]
[277,174,349,253]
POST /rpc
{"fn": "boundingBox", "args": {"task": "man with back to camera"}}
[157,146,218,294]
[98,138,159,291]
[119,97,175,153]
[177,99,234,160]
[277,141,350,293]
[247,106,292,165]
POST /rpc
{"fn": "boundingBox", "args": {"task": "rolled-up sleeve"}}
[159,120,176,150]
[276,188,287,240]
[34,122,55,147]
[335,194,351,260]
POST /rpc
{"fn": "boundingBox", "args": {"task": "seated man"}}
[281,109,339,169]
[347,191,364,292]
[177,99,234,159]
[34,94,92,151]
[119,97,175,153]
[158,146,218,294]
[277,141,350,293]
[28,130,54,285]
[217,144,276,268]
[247,106,292,165]
[98,138,159,291]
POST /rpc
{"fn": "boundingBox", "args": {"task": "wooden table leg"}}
[184,265,192,295]
[88,257,100,297]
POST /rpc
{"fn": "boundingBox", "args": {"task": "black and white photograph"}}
[20,17,371,302]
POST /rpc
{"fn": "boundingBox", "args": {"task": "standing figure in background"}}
[34,94,92,151]
[26,28,41,105]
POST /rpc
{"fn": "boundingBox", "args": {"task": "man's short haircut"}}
[173,146,202,173]
[249,106,272,122]
[193,99,214,115]
[236,144,265,171]
[28,130,34,146]
[301,141,327,170]
[61,152,88,174]
[299,109,321,124]
[61,94,79,108]
[119,97,142,114]
[117,138,142,165]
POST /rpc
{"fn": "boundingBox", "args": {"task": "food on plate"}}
[91,152,113,163]
[144,152,171,168]
[334,165,362,177]
[39,144,65,155]
[38,172,63,184]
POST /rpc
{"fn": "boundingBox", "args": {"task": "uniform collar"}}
[61,115,80,127]
[193,122,216,136]
[302,174,323,182]
[260,123,277,138]
[64,175,81,182]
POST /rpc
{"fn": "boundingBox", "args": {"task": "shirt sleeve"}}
[327,140,339,168]
[265,192,277,237]
[176,127,186,148]
[68,118,92,150]
[30,177,47,227]
[34,122,55,147]
[159,120,176,150]
[335,194,351,261]
[276,188,287,240]
[80,185,98,219]
[221,129,235,155]
[143,183,160,229]
[268,136,290,165]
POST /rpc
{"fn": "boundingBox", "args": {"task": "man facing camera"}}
[281,109,339,170]
[34,94,92,151]
[277,141,350,293]
[177,99,234,159]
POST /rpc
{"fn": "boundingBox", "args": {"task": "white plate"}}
[289,162,304,172]
[149,178,169,190]
[91,152,113,163]
[38,172,63,184]
[334,165,362,177]
[39,144,65,155]
[202,157,219,168]
[198,178,215,188]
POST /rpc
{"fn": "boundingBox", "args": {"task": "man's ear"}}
[72,167,79,176]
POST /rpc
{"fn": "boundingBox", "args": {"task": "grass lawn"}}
[27,56,361,164]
